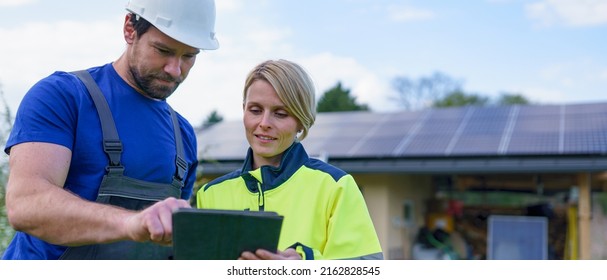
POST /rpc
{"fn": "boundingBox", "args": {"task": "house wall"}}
[355,174,433,260]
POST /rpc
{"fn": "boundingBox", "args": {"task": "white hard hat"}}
[125,0,219,50]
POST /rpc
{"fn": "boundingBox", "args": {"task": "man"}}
[2,0,219,259]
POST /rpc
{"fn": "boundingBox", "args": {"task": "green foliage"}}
[495,92,531,106]
[594,193,607,216]
[201,109,224,129]
[432,91,490,108]
[0,83,15,255]
[317,82,369,112]
[447,191,547,208]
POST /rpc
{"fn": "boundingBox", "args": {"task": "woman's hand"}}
[239,248,302,260]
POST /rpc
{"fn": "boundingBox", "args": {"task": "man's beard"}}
[129,67,182,100]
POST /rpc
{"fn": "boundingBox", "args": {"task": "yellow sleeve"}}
[195,183,207,208]
[320,175,384,260]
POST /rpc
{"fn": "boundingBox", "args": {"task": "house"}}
[195,101,607,259]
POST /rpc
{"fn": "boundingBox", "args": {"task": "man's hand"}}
[124,197,191,245]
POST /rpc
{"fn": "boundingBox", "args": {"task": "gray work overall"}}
[59,70,187,259]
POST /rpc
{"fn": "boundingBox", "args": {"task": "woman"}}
[197,59,383,260]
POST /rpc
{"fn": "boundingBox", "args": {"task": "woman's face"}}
[243,80,301,168]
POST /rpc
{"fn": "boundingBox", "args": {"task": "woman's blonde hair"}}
[243,59,316,141]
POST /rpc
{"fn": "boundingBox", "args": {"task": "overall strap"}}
[72,70,187,186]
[72,70,124,175]
[168,105,187,188]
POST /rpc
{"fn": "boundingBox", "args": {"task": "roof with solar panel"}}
[196,102,607,174]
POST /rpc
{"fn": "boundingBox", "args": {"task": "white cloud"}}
[172,50,395,125]
[171,50,393,125]
[0,0,34,7]
[301,53,399,113]
[526,0,607,27]
[0,18,123,110]
[388,5,436,22]
[0,3,298,126]
[167,13,297,124]
[169,3,396,124]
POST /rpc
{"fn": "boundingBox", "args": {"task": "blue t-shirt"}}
[2,63,198,259]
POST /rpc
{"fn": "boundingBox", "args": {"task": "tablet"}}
[171,208,284,260]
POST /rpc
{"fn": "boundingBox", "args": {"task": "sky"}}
[0,0,606,127]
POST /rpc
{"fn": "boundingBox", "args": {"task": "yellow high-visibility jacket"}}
[197,142,383,260]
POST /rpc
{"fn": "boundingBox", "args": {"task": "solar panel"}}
[506,105,562,154]
[563,105,607,154]
[402,108,467,156]
[448,106,511,155]
[197,102,607,163]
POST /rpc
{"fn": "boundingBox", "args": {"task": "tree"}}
[392,72,534,110]
[432,91,490,108]
[317,82,369,112]
[0,82,15,254]
[495,92,530,106]
[200,109,223,130]
[392,72,463,111]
